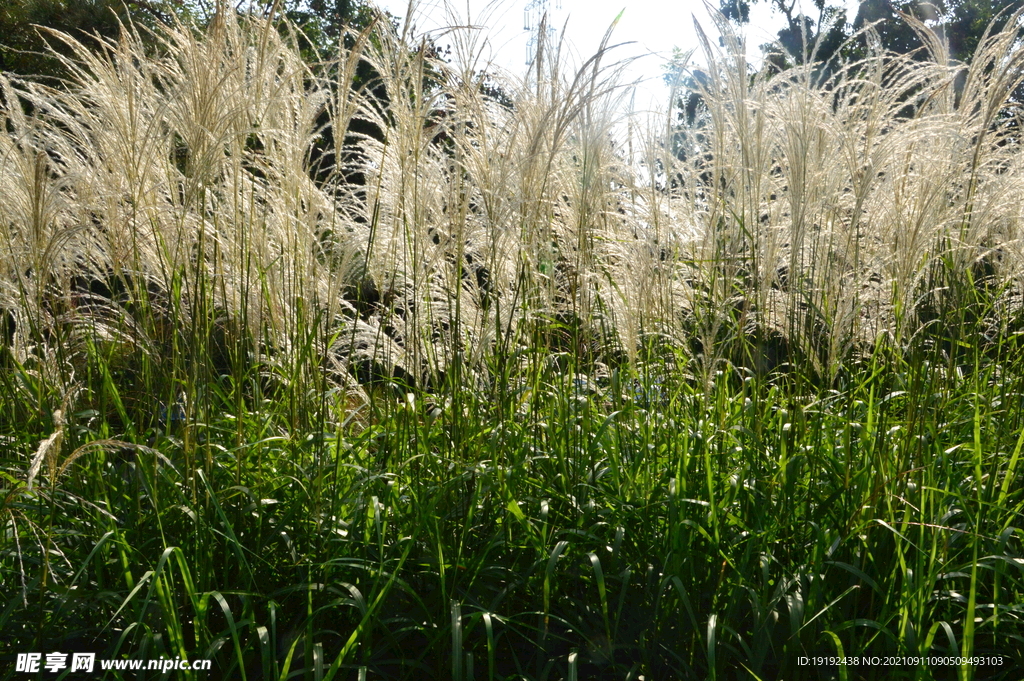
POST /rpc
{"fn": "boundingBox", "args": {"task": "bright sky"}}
[373,0,863,113]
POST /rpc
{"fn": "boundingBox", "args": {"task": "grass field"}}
[1,5,1023,679]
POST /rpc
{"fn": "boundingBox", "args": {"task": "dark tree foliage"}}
[277,0,398,189]
[0,1,390,86]
[723,0,1024,68]
[0,0,209,83]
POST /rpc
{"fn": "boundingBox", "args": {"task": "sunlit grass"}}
[1,4,1023,679]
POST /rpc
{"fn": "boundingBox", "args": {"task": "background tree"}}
[0,0,389,82]
[720,0,1024,67]
[719,0,848,69]
[0,0,203,82]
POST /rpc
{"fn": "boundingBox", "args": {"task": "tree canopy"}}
[720,0,1024,69]
[0,0,385,83]
[0,0,200,81]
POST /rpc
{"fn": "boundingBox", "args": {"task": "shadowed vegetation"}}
[0,4,1023,679]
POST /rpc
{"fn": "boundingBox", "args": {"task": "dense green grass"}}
[2,324,1023,679]
[1,5,1024,680]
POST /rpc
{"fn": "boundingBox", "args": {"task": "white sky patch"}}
[373,0,862,113]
